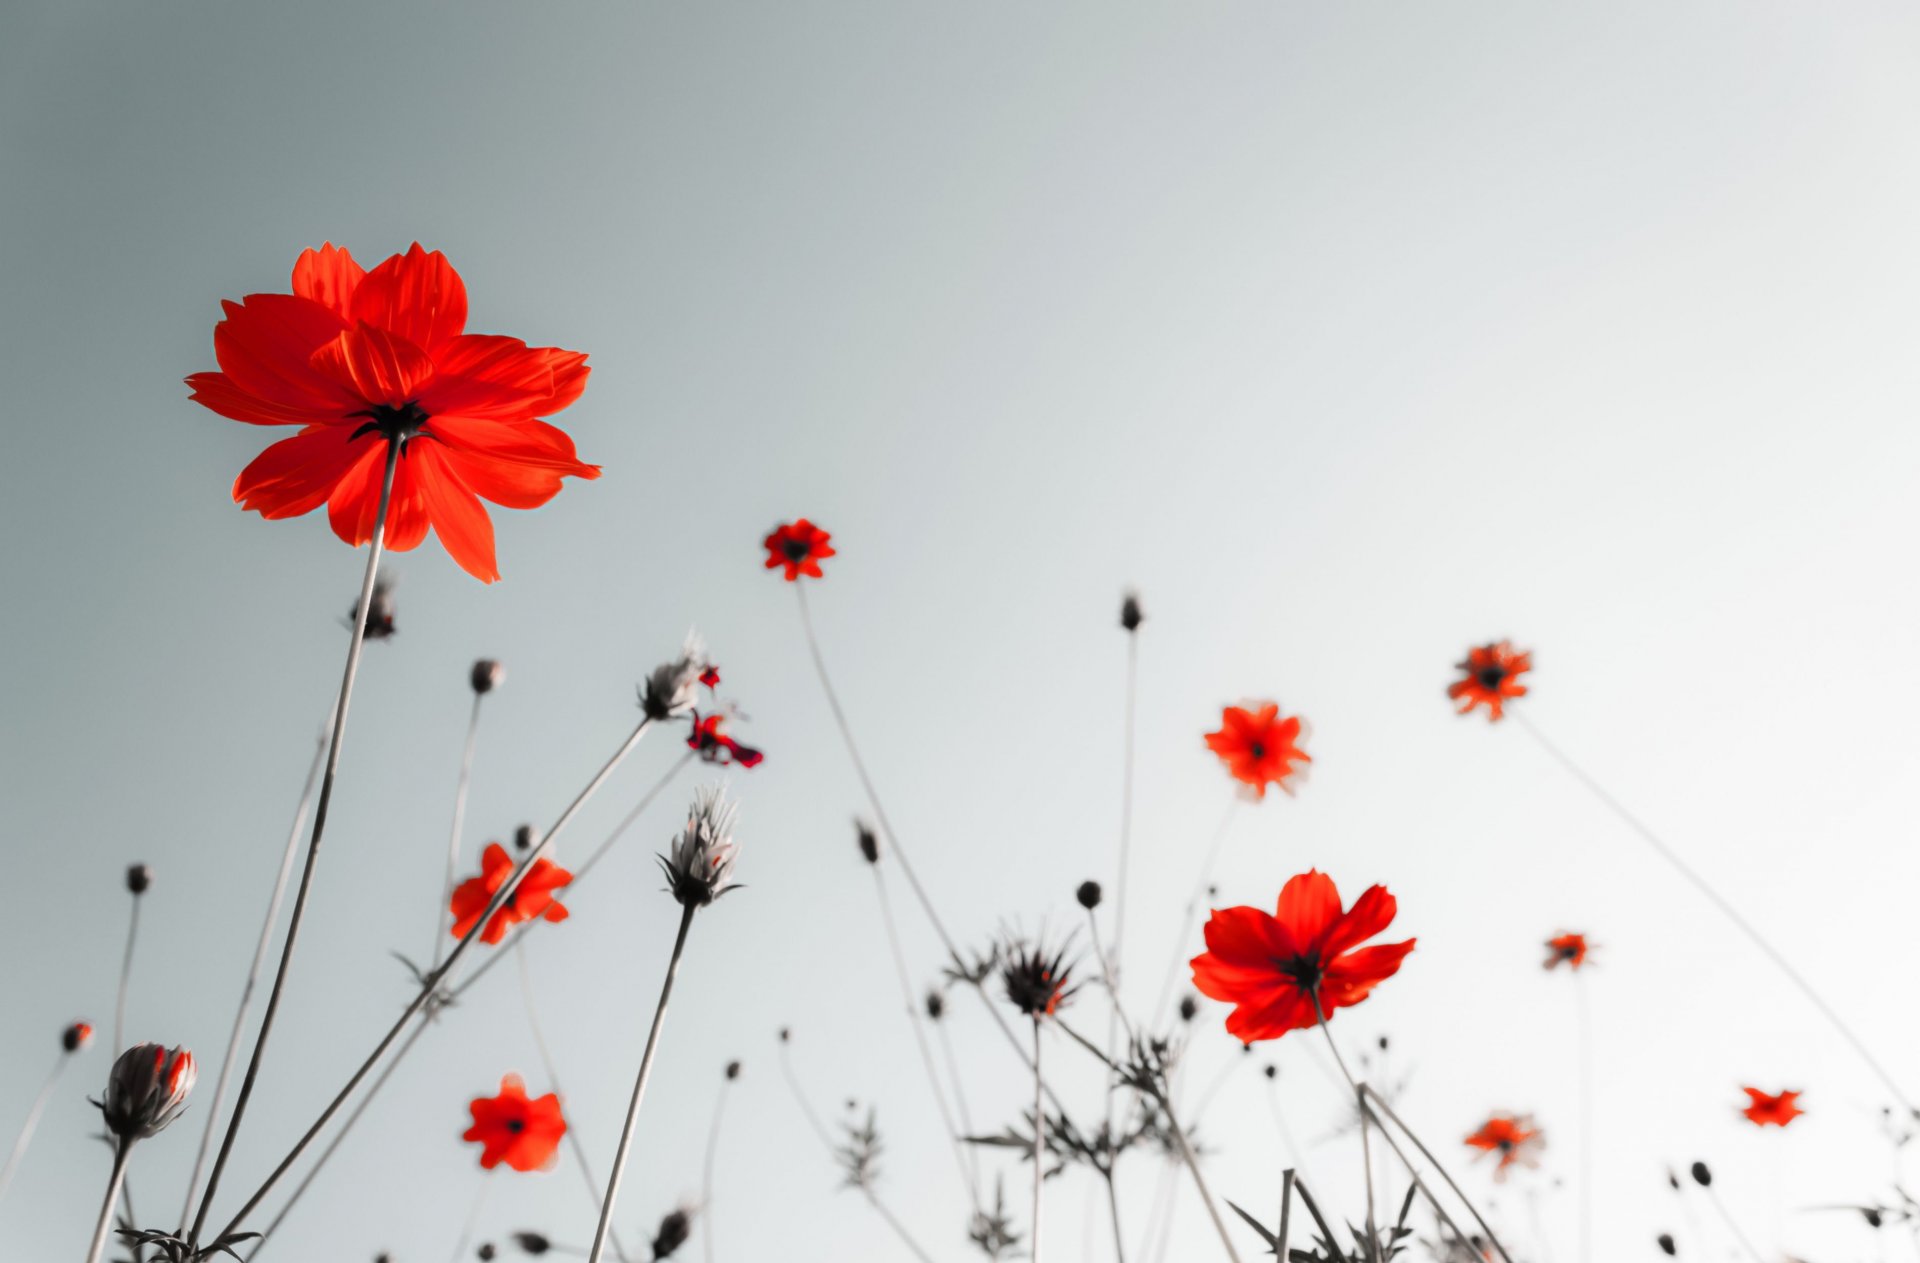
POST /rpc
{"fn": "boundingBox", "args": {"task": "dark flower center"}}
[1496,1137,1513,1153]
[782,536,812,561]
[350,400,431,445]
[1274,954,1322,992]
[505,1118,525,1134]
[1248,741,1267,759]
[1476,664,1507,691]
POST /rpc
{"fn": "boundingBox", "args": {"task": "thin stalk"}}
[1115,632,1139,970]
[588,903,697,1263]
[213,713,656,1246]
[1355,1096,1480,1260]
[113,897,141,1054]
[1288,1178,1348,1263]
[1312,1012,1375,1252]
[1360,1087,1515,1263]
[1152,801,1239,1029]
[432,694,486,972]
[450,1175,489,1263]
[861,1187,940,1263]
[700,1072,734,1263]
[1277,1169,1294,1261]
[83,1139,131,1263]
[0,1055,66,1199]
[189,439,401,1253]
[1515,711,1915,1113]
[932,1015,981,1192]
[1701,1184,1766,1263]
[1575,973,1592,1263]
[180,721,331,1233]
[1101,1171,1128,1263]
[1030,1020,1046,1263]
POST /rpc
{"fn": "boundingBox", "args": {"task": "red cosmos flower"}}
[1465,1113,1545,1181]
[688,711,764,768]
[186,244,599,583]
[699,665,722,690]
[763,519,836,580]
[463,1074,566,1172]
[1740,1087,1805,1128]
[1189,870,1415,1043]
[1543,932,1591,971]
[1204,703,1311,799]
[450,843,572,945]
[1448,641,1532,721]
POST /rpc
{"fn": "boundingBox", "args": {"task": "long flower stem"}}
[1030,1020,1045,1263]
[1514,711,1915,1113]
[700,1072,734,1263]
[113,898,140,1055]
[449,1175,489,1263]
[432,694,486,972]
[588,903,697,1263]
[1575,974,1592,1263]
[0,1055,65,1200]
[213,714,656,1246]
[180,721,331,1233]
[933,1017,980,1193]
[1152,801,1239,1029]
[188,439,400,1253]
[83,1139,131,1263]
[1353,1096,1479,1260]
[1360,1087,1515,1263]
[1312,1015,1375,1250]
[1701,1183,1766,1263]
[861,1187,939,1263]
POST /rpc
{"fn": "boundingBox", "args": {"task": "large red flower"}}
[186,244,599,582]
[1448,641,1531,721]
[1204,703,1310,799]
[1464,1113,1544,1181]
[463,1074,566,1171]
[1740,1087,1805,1128]
[763,519,836,580]
[450,843,572,945]
[1189,870,1415,1042]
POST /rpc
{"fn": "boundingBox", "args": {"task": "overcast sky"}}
[6,3,1920,1260]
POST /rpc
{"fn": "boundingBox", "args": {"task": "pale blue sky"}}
[5,3,1920,1260]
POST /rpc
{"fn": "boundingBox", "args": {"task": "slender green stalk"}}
[1311,1011,1375,1250]
[1575,973,1592,1263]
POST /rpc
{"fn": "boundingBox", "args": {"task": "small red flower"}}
[1464,1113,1544,1180]
[1740,1087,1805,1128]
[186,244,599,583]
[1189,870,1415,1043]
[688,711,764,768]
[1204,703,1311,800]
[1543,932,1591,971]
[463,1074,566,1171]
[763,519,836,581]
[1448,641,1532,721]
[449,843,572,945]
[699,665,722,690]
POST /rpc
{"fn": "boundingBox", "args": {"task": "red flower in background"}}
[61,1022,94,1053]
[1448,641,1531,721]
[763,519,836,580]
[1465,1113,1544,1180]
[688,711,764,768]
[463,1074,566,1171]
[1189,870,1415,1043]
[1740,1088,1805,1128]
[186,244,599,583]
[1543,932,1591,971]
[450,843,572,945]
[1204,703,1310,799]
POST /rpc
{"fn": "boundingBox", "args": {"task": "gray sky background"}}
[5,3,1920,1260]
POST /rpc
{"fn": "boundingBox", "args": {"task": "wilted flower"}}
[1001,935,1078,1018]
[687,711,763,768]
[641,631,710,721]
[1076,880,1102,909]
[471,659,505,695]
[855,820,880,864]
[648,1205,695,1260]
[98,1044,195,1140]
[126,864,152,895]
[762,519,836,581]
[1544,932,1591,970]
[353,573,399,640]
[1741,1087,1805,1128]
[1448,641,1531,721]
[463,1074,566,1172]
[62,1022,94,1053]
[1120,590,1143,633]
[1464,1113,1544,1181]
[659,786,742,907]
[699,664,721,690]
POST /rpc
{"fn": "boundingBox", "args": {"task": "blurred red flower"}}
[1204,703,1310,799]
[1189,870,1414,1043]
[1464,1113,1544,1180]
[186,243,598,583]
[1740,1087,1804,1128]
[450,843,572,945]
[463,1074,566,1171]
[763,519,836,580]
[1543,932,1591,971]
[688,712,764,768]
[1448,641,1531,721]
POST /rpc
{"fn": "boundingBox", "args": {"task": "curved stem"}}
[189,438,400,1253]
[84,1139,131,1263]
[113,898,140,1055]
[432,694,486,973]
[700,1074,733,1263]
[588,902,697,1263]
[0,1055,66,1200]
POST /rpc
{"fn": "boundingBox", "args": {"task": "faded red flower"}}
[763,519,836,581]
[688,711,764,768]
[463,1074,566,1171]
[1543,932,1591,971]
[1464,1113,1544,1180]
[1448,641,1531,721]
[1204,703,1311,799]
[1189,870,1415,1043]
[1740,1087,1805,1128]
[186,244,599,583]
[450,843,572,946]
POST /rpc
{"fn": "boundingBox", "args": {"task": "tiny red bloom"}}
[1204,703,1311,799]
[1465,1113,1544,1180]
[450,843,572,945]
[699,665,722,690]
[1740,1087,1805,1128]
[1448,641,1532,721]
[688,711,764,768]
[463,1074,566,1171]
[1543,932,1591,971]
[1189,870,1415,1043]
[186,244,599,583]
[763,519,836,580]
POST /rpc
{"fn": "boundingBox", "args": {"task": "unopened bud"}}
[99,1043,195,1140]
[126,864,152,895]
[62,1022,94,1053]
[725,1060,742,1081]
[510,1232,552,1256]
[856,820,880,864]
[1120,591,1144,633]
[925,990,946,1021]
[1689,1161,1711,1187]
[471,659,505,695]
[514,824,538,853]
[1075,880,1102,909]
[1656,1232,1676,1255]
[1178,995,1199,1023]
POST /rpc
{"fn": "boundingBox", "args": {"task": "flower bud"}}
[478,1245,497,1261]
[353,573,399,641]
[471,659,505,695]
[856,820,880,865]
[99,1043,195,1140]
[1178,994,1199,1023]
[925,990,946,1022]
[62,1021,94,1053]
[1075,880,1102,909]
[510,1232,551,1256]
[725,1060,742,1081]
[1689,1161,1711,1187]
[514,824,538,853]
[126,864,153,895]
[1120,590,1144,633]
[650,1207,694,1260]
[1656,1233,1675,1256]
[659,786,741,907]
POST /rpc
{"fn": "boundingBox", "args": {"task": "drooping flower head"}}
[450,843,572,946]
[763,519,836,581]
[660,785,741,907]
[1543,932,1592,971]
[1000,934,1079,1018]
[687,711,764,768]
[1740,1087,1805,1128]
[1189,870,1415,1043]
[1448,641,1532,721]
[98,1044,196,1140]
[641,630,710,721]
[186,244,599,583]
[1464,1113,1544,1180]
[1204,703,1311,800]
[462,1074,566,1171]
[62,1021,95,1054]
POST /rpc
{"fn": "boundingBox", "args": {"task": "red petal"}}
[325,443,395,547]
[291,244,366,321]
[414,444,500,582]
[212,294,356,413]
[422,335,589,420]
[1225,989,1316,1042]
[187,371,337,426]
[1321,939,1416,1007]
[1200,905,1292,967]
[1275,871,1342,953]
[1321,884,1399,960]
[233,425,367,519]
[310,323,436,408]
[427,414,599,476]
[351,244,467,350]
